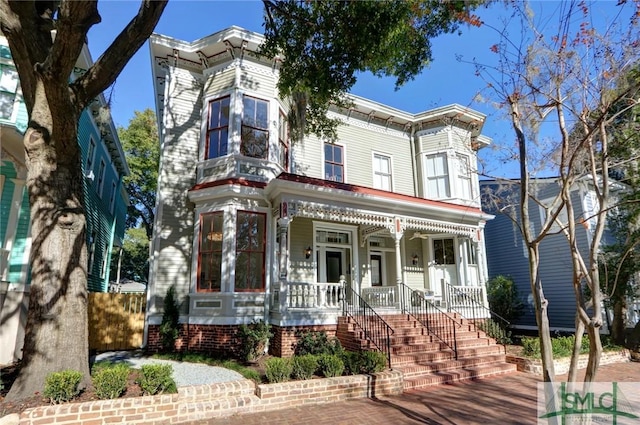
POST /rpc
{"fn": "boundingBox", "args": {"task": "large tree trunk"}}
[611,298,627,346]
[7,86,90,400]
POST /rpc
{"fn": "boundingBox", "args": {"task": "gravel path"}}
[93,351,244,387]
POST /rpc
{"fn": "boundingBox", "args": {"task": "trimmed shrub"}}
[317,354,344,378]
[521,336,541,357]
[341,351,363,375]
[237,320,273,362]
[265,357,292,383]
[138,364,177,395]
[486,275,524,324]
[43,370,83,404]
[291,355,318,380]
[359,350,387,374]
[92,363,130,399]
[294,330,342,356]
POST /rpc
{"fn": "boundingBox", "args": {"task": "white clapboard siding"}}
[154,68,203,310]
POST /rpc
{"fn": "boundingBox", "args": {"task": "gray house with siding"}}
[480,177,624,331]
[147,26,495,356]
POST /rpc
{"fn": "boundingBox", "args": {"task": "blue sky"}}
[86,1,631,178]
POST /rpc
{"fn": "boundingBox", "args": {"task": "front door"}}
[326,250,343,283]
[370,254,382,286]
[431,238,457,294]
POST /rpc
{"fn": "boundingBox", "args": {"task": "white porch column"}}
[277,217,291,279]
[391,217,404,285]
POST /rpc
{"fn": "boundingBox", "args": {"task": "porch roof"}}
[267,173,493,239]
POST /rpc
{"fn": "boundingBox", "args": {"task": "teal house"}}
[0,38,129,364]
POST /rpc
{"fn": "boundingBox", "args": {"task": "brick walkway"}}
[190,361,640,425]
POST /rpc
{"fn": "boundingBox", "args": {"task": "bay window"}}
[425,153,450,199]
[206,97,230,159]
[235,211,266,291]
[199,212,224,292]
[278,110,289,170]
[241,96,269,159]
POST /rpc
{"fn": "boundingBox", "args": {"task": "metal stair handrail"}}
[342,287,394,368]
[398,283,458,360]
[443,282,510,328]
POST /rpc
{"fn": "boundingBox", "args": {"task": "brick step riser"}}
[403,364,518,390]
[398,354,510,375]
[392,346,503,364]
[391,343,442,354]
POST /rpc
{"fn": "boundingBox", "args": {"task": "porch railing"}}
[272,281,343,310]
[443,282,510,328]
[398,283,458,359]
[342,287,394,368]
[360,286,398,308]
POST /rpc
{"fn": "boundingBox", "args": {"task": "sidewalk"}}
[189,361,640,425]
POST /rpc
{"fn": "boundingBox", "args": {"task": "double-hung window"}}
[241,96,269,159]
[324,143,344,182]
[433,238,455,265]
[206,97,230,159]
[199,212,224,292]
[0,63,19,120]
[97,160,106,198]
[425,153,450,199]
[234,211,266,292]
[373,153,392,190]
[455,153,472,200]
[86,137,96,171]
[278,110,289,170]
[109,182,116,214]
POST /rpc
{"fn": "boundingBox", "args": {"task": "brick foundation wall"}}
[18,372,404,424]
[269,325,337,357]
[147,324,238,355]
[147,324,342,358]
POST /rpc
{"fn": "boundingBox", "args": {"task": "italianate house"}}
[147,26,501,362]
[0,38,129,364]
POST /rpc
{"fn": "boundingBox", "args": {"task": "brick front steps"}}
[15,372,404,425]
[338,313,517,391]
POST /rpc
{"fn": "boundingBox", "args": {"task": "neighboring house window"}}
[206,96,230,159]
[97,160,106,198]
[109,181,116,214]
[100,243,109,279]
[87,231,96,275]
[0,64,19,120]
[278,110,289,171]
[373,153,392,191]
[241,96,269,159]
[425,153,450,199]
[324,143,344,182]
[86,137,96,171]
[433,238,455,265]
[199,212,223,292]
[455,154,473,200]
[235,211,266,292]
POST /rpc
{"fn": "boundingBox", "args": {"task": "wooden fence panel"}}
[88,293,146,351]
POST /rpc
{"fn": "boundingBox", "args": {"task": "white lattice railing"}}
[443,284,491,320]
[361,286,398,308]
[271,281,344,311]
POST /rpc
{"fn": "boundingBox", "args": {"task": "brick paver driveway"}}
[190,361,640,425]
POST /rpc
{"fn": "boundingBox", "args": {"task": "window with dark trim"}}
[433,238,455,265]
[278,110,289,171]
[324,143,344,182]
[234,211,266,292]
[241,96,269,159]
[198,212,224,292]
[97,160,106,198]
[206,96,230,159]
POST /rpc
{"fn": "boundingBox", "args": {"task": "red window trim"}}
[206,96,230,160]
[197,211,224,293]
[234,210,266,292]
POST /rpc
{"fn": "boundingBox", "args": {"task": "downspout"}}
[103,174,123,291]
